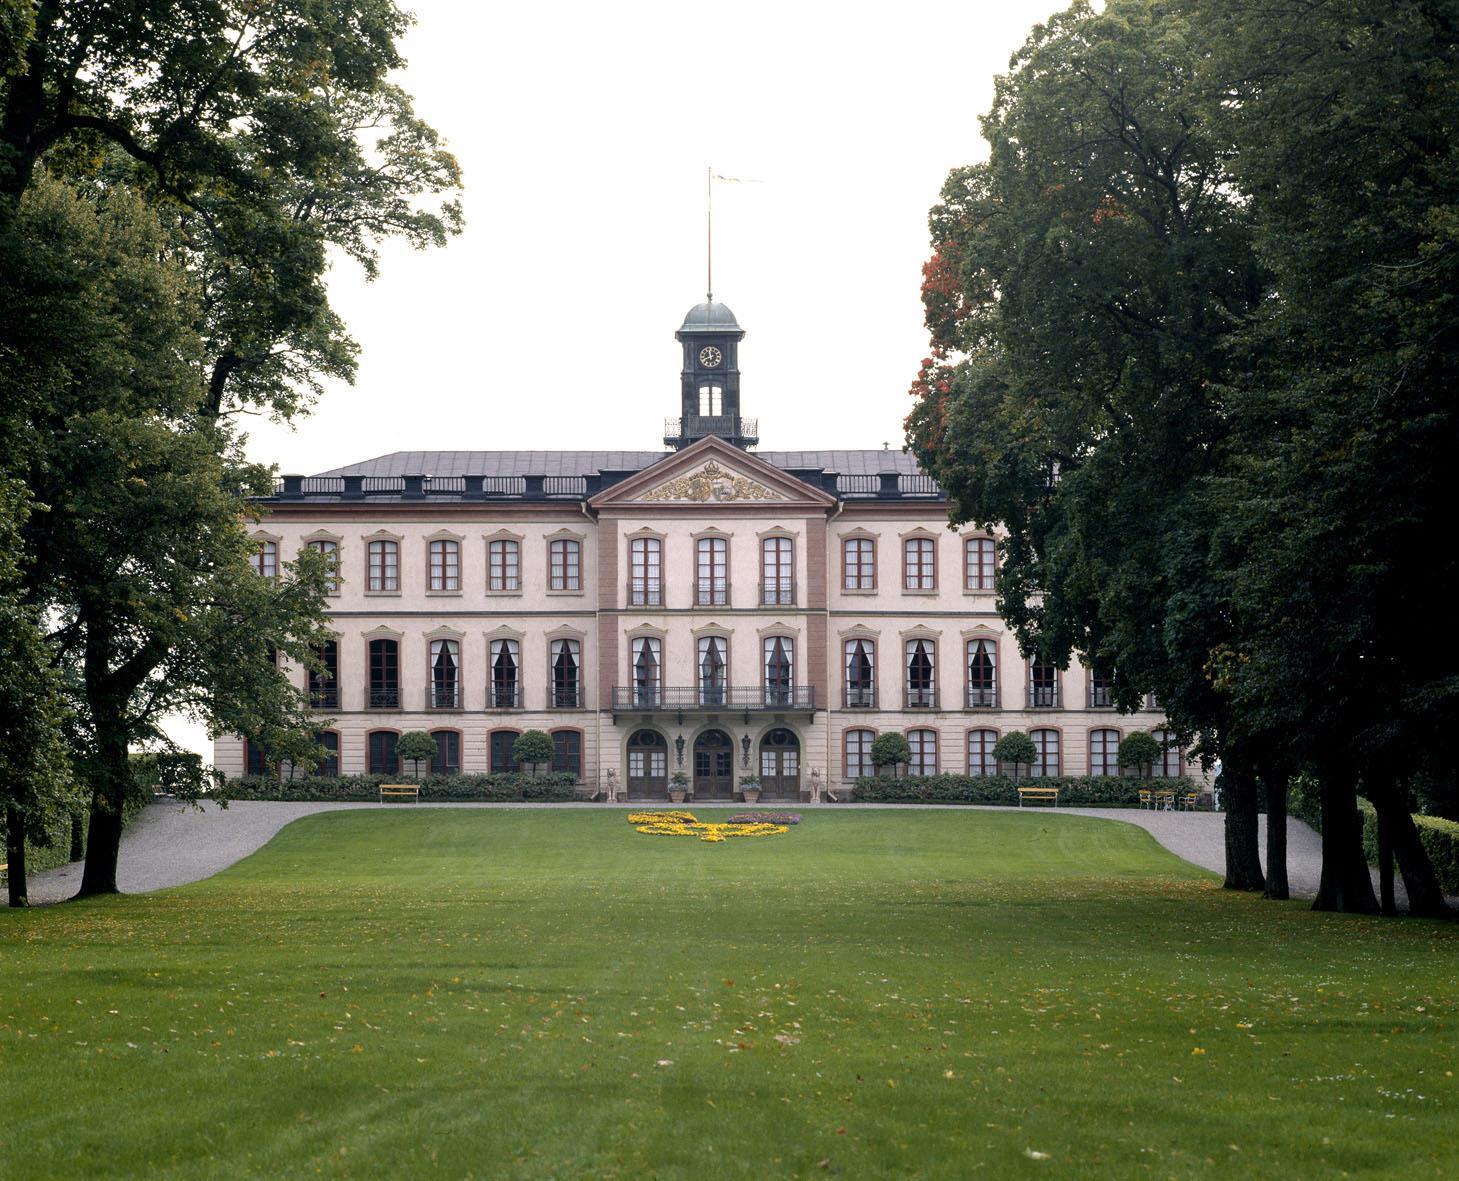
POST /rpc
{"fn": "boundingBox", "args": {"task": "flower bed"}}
[726,811,801,825]
[626,810,790,843]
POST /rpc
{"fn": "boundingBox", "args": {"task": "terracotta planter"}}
[669,788,687,804]
[742,788,761,804]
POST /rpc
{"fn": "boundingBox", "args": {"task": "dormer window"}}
[698,385,723,416]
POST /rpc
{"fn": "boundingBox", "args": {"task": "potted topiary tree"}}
[738,773,761,804]
[511,729,556,778]
[1118,731,1161,779]
[396,731,438,780]
[991,731,1037,782]
[668,770,690,804]
[869,732,911,778]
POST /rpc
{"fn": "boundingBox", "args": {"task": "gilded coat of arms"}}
[640,461,783,503]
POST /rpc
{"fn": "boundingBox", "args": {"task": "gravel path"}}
[24,798,1352,905]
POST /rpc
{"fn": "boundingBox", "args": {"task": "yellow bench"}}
[1017,786,1060,808]
[379,783,420,803]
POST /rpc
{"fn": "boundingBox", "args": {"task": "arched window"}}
[905,639,936,709]
[967,729,998,777]
[1030,729,1060,777]
[429,730,461,775]
[308,639,339,709]
[627,728,667,795]
[964,537,996,591]
[907,729,938,777]
[551,729,582,778]
[698,636,727,705]
[488,539,520,592]
[429,539,461,592]
[367,730,399,775]
[696,537,728,605]
[630,537,662,605]
[843,537,875,590]
[367,539,399,591]
[307,539,339,593]
[631,636,661,705]
[966,638,997,708]
[903,537,936,590]
[763,636,794,705]
[313,731,339,778]
[368,638,399,708]
[489,729,520,774]
[761,537,794,605]
[549,538,581,591]
[1089,728,1120,777]
[490,639,520,708]
[698,384,723,416]
[551,638,582,708]
[1028,659,1059,708]
[1151,730,1183,778]
[251,539,278,580]
[844,639,876,708]
[844,728,875,780]
[430,638,460,709]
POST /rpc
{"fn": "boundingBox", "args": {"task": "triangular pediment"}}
[590,436,835,509]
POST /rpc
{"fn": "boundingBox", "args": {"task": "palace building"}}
[219,299,1178,800]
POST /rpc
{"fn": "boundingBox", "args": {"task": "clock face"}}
[698,345,723,368]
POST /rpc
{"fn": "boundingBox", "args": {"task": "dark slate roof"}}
[314,449,925,479]
[677,300,742,333]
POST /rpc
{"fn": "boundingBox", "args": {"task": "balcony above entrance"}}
[611,685,816,724]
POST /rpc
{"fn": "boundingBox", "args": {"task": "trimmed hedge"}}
[851,773,1193,807]
[224,772,580,803]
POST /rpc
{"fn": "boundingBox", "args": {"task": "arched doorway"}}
[626,729,668,800]
[693,729,734,800]
[759,728,801,800]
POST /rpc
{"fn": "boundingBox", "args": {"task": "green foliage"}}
[990,731,1037,773]
[510,729,556,767]
[395,731,438,773]
[1117,732,1161,777]
[225,773,578,803]
[869,732,911,769]
[852,774,1190,807]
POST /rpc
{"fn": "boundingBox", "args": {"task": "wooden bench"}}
[1017,786,1060,808]
[378,783,420,804]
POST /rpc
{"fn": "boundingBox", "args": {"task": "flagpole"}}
[706,165,713,303]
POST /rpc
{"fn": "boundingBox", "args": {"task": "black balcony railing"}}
[368,686,400,709]
[428,684,462,710]
[760,578,795,606]
[549,685,584,709]
[844,686,878,709]
[694,577,729,606]
[1027,685,1060,708]
[611,685,816,711]
[628,578,664,607]
[965,686,999,709]
[1087,683,1114,709]
[308,685,339,709]
[904,686,940,710]
[489,684,521,709]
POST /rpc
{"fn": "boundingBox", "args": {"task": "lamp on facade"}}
[740,732,752,768]
[674,734,685,767]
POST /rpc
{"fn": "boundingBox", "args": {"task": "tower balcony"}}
[664,415,758,449]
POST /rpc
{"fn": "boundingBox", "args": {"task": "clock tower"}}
[665,300,757,449]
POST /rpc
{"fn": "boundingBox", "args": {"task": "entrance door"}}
[693,729,734,800]
[490,729,520,774]
[759,728,801,800]
[626,729,668,800]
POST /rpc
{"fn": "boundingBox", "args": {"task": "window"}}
[698,636,728,705]
[905,638,936,709]
[367,539,399,592]
[429,539,461,592]
[551,730,582,777]
[844,728,875,780]
[964,537,996,591]
[367,730,399,775]
[549,538,581,592]
[1089,728,1120,777]
[307,539,339,593]
[844,639,876,708]
[904,537,936,590]
[630,537,663,606]
[763,636,794,705]
[843,537,875,591]
[490,638,520,708]
[313,731,339,778]
[696,537,728,605]
[1151,730,1183,778]
[698,384,723,416]
[308,640,339,708]
[631,636,661,706]
[967,729,998,777]
[966,639,998,708]
[489,729,520,774]
[251,539,278,580]
[368,638,399,708]
[627,729,667,783]
[1029,659,1059,708]
[761,537,793,605]
[908,729,937,777]
[430,730,461,775]
[1031,729,1060,777]
[488,539,520,592]
[430,638,461,709]
[244,739,269,777]
[1088,667,1114,709]
[550,638,582,708]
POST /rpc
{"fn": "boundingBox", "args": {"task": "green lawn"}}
[2,809,1455,1179]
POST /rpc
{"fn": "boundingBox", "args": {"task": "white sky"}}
[170,0,1068,758]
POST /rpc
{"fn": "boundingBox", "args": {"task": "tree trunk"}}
[76,717,129,898]
[1263,771,1290,901]
[5,802,28,908]
[69,806,86,862]
[1386,800,1452,919]
[1375,797,1398,917]
[1222,762,1265,891]
[1312,769,1378,913]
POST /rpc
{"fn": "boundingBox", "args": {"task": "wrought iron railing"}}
[368,687,400,709]
[548,685,584,709]
[965,686,998,709]
[844,686,878,709]
[611,685,816,711]
[308,685,339,709]
[1027,685,1060,708]
[904,686,940,710]
[428,685,462,710]
[489,684,521,709]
